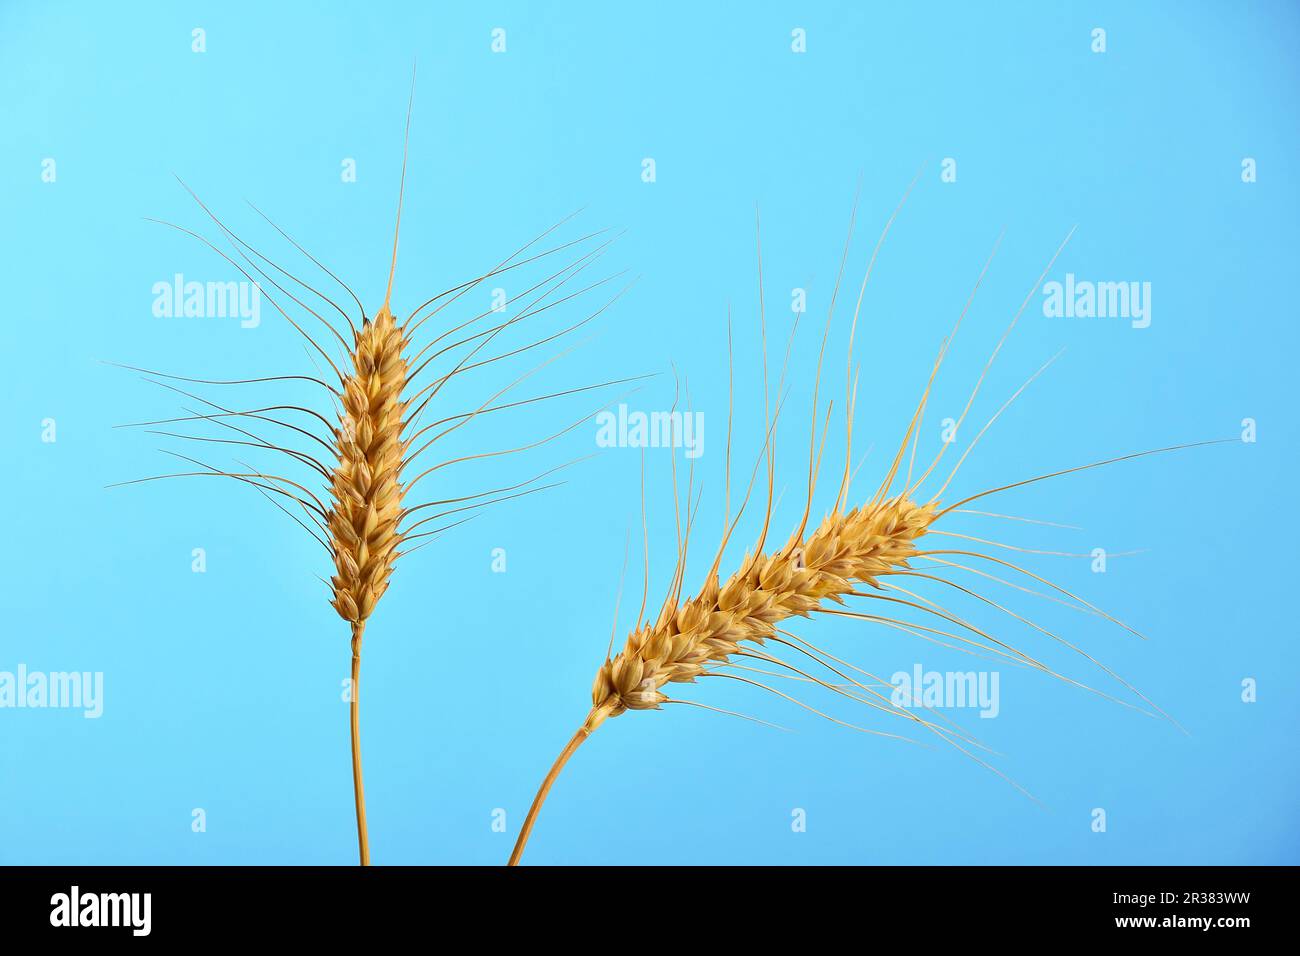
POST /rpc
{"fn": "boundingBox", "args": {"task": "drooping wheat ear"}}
[508,188,1230,865]
[509,499,941,865]
[586,496,937,731]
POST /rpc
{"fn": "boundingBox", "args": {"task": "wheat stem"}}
[508,722,591,866]
[350,621,370,866]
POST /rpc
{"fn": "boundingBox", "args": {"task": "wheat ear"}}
[508,192,1228,864]
[117,194,633,865]
[115,66,645,862]
[509,497,938,864]
[508,188,935,864]
[328,301,411,865]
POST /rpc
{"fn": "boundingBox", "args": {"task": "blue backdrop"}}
[1,0,1295,865]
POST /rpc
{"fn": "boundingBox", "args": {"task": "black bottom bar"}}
[0,866,1284,940]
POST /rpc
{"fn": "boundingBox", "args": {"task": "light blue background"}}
[1,0,1296,865]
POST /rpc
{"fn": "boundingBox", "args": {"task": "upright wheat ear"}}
[329,308,409,630]
[326,57,416,864]
[116,61,638,863]
[327,304,409,865]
